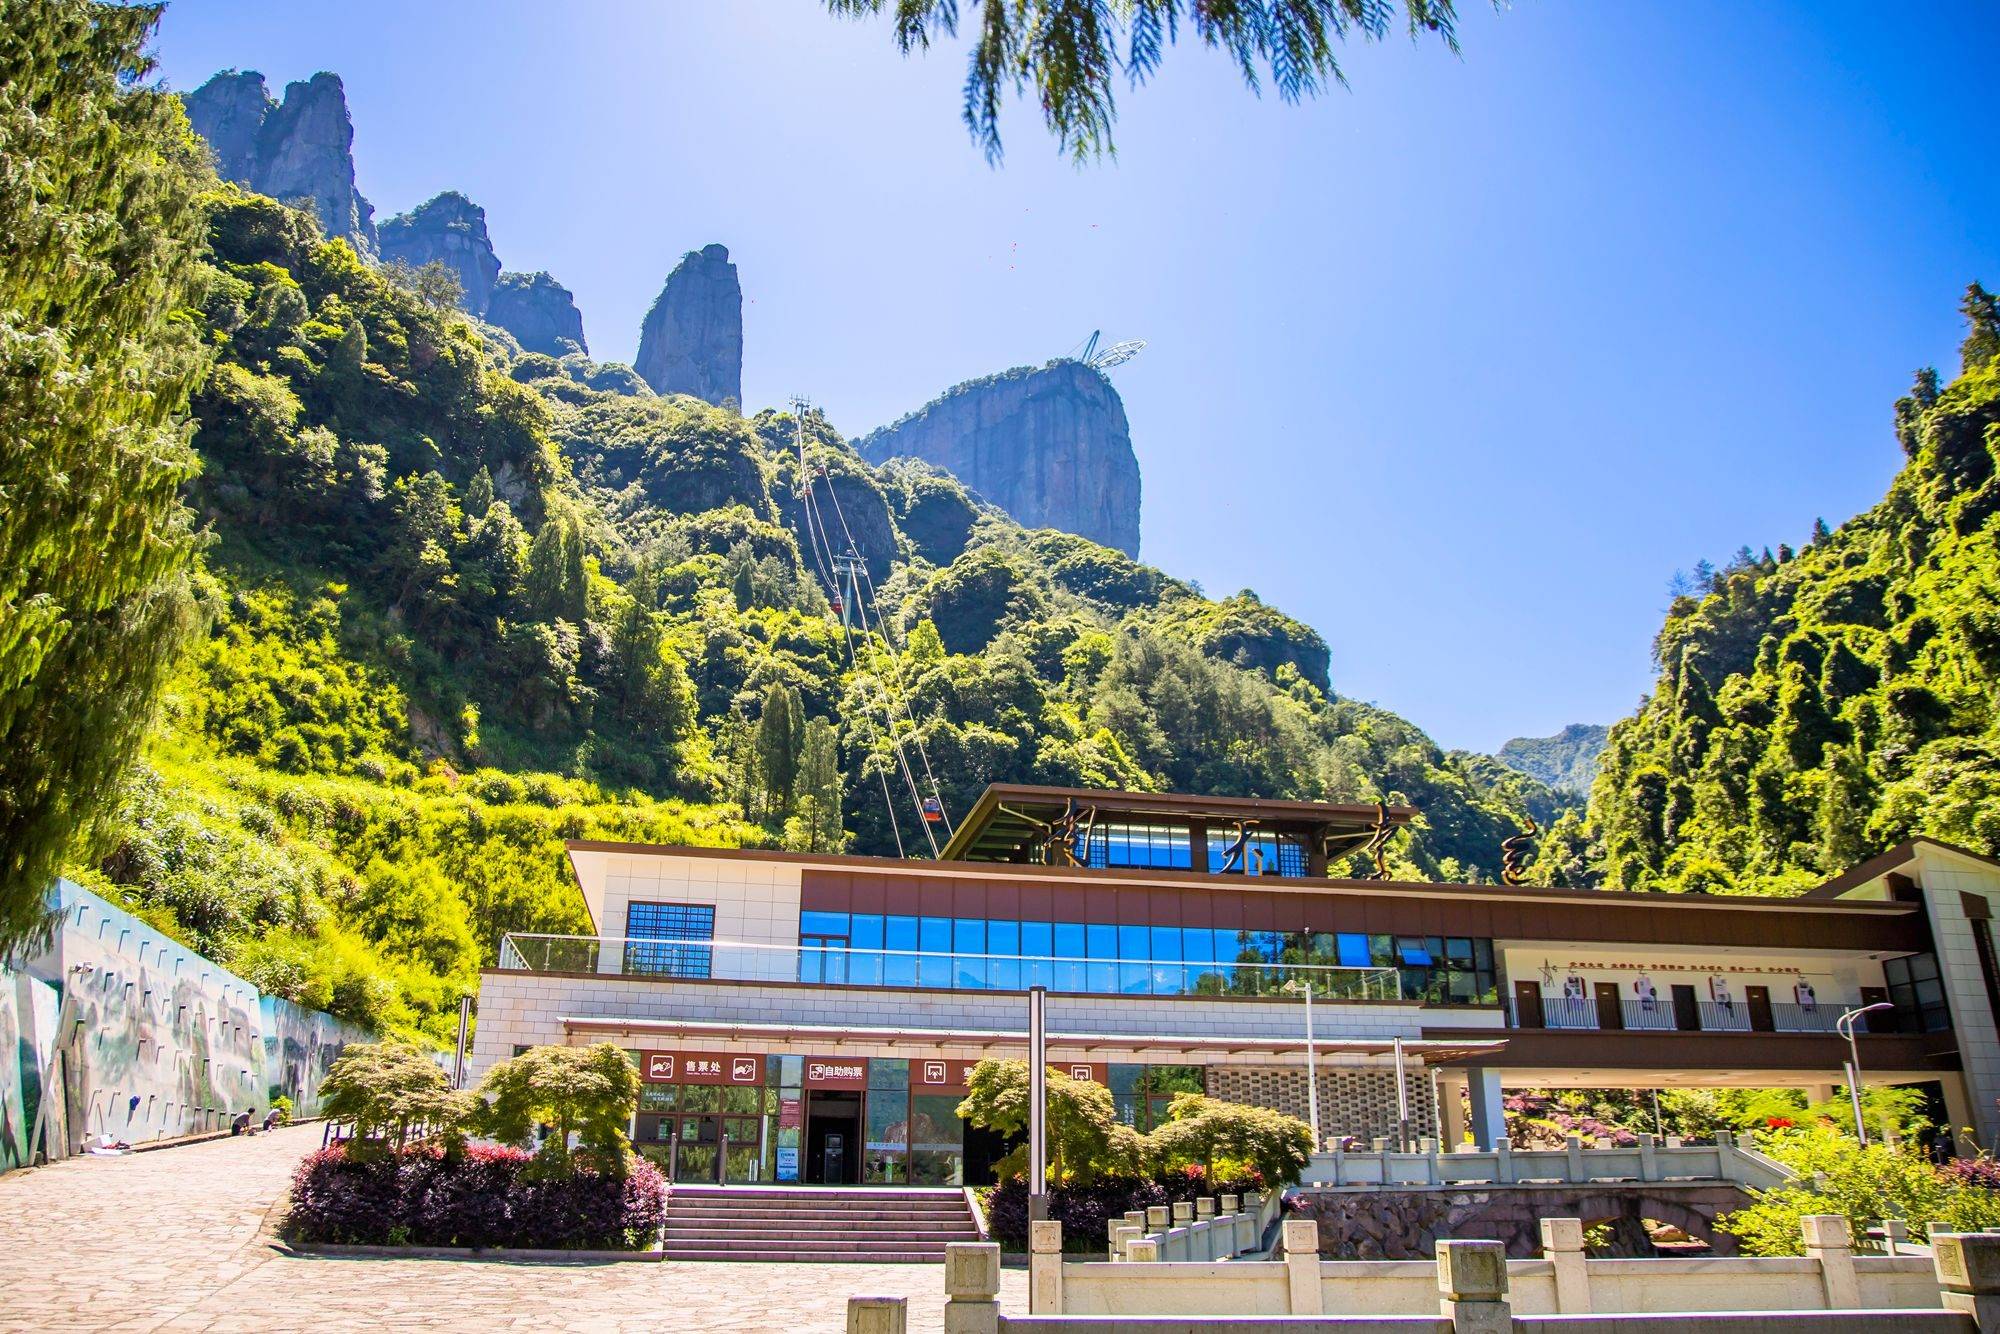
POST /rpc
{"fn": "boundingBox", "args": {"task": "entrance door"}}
[1746,985,1775,1032]
[1861,985,1898,1033]
[1671,984,1701,1032]
[1594,982,1623,1030]
[1513,981,1545,1028]
[676,1114,723,1184]
[806,1092,861,1184]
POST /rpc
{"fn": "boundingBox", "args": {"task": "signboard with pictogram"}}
[909,1057,1106,1096]
[803,1057,868,1089]
[638,1050,765,1086]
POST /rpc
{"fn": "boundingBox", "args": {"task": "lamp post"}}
[1028,985,1048,1220]
[1836,1001,1895,1146]
[1283,978,1321,1150]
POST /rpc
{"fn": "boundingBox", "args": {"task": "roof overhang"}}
[940,783,1419,863]
[558,1014,1505,1065]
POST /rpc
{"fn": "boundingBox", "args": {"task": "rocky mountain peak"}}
[182,69,375,251]
[378,191,502,316]
[634,244,743,407]
[180,69,271,182]
[856,359,1143,556]
[488,271,588,357]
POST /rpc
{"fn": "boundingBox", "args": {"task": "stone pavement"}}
[0,1125,1027,1332]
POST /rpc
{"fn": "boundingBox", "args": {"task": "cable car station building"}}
[471,784,2000,1187]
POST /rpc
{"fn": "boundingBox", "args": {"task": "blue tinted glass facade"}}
[793,912,1498,1002]
[625,901,716,977]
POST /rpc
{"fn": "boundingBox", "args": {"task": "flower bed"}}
[286,1144,666,1251]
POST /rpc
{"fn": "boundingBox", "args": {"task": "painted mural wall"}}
[2,882,373,1170]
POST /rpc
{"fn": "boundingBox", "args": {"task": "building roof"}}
[939,782,1419,864]
[1804,836,2000,899]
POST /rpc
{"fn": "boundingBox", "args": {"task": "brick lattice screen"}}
[1205,1065,1437,1144]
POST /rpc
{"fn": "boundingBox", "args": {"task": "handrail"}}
[497,932,1404,999]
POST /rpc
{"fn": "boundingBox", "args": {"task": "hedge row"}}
[287,1144,667,1250]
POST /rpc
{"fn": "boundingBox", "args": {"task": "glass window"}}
[1397,938,1433,967]
[801,911,848,938]
[884,915,918,987]
[988,919,1021,989]
[1151,925,1184,994]
[1086,924,1118,993]
[624,902,715,978]
[919,917,951,988]
[909,1094,965,1185]
[1336,933,1371,968]
[953,918,987,989]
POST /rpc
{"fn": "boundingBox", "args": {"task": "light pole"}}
[1283,978,1321,1150]
[1837,1001,1896,1146]
[1028,985,1048,1220]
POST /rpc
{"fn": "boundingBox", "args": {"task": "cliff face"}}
[488,271,587,356]
[182,70,376,251]
[856,360,1142,556]
[377,192,501,315]
[634,244,743,406]
[180,70,268,181]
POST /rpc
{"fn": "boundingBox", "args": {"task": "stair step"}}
[667,1228,978,1241]
[663,1248,948,1263]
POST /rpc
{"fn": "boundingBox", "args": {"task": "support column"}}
[1803,1083,1837,1106]
[1439,1074,1468,1147]
[1803,1214,1858,1310]
[1465,1067,1507,1150]
[1942,1071,1980,1156]
[1282,1219,1322,1315]
[1935,1233,2000,1329]
[1029,1220,1063,1313]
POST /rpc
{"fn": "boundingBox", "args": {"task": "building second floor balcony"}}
[1518,994,1896,1037]
[497,932,1439,1004]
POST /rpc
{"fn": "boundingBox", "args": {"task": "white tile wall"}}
[1913,846,2000,1147]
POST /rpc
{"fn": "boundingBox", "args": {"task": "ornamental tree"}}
[1148,1092,1313,1186]
[956,1058,1143,1185]
[319,1041,474,1155]
[473,1042,640,1176]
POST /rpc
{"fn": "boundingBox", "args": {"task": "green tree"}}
[827,0,1462,161]
[1720,1125,2000,1256]
[955,1058,1140,1185]
[790,717,845,851]
[1147,1092,1314,1186]
[755,683,804,821]
[319,1042,473,1154]
[0,0,214,950]
[522,510,588,623]
[474,1041,640,1176]
[1961,282,2000,371]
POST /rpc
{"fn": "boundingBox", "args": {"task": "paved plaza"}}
[0,1125,1027,1332]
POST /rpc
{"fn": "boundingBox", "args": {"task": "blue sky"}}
[150,1,2000,754]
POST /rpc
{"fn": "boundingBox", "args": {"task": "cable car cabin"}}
[829,593,844,616]
[921,797,945,823]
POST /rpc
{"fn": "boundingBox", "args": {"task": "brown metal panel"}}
[1210,892,1245,930]
[1086,884,1119,925]
[1018,880,1054,923]
[884,876,922,916]
[953,878,988,919]
[987,879,1021,921]
[1150,887,1182,926]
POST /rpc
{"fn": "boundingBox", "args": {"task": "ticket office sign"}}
[803,1057,869,1090]
[640,1050,764,1085]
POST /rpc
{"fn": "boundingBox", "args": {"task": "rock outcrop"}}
[856,360,1142,556]
[377,192,501,315]
[487,271,588,356]
[182,70,375,251]
[634,244,742,406]
[180,70,268,182]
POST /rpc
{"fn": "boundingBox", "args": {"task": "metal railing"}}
[498,933,1405,1000]
[1509,993,1878,1036]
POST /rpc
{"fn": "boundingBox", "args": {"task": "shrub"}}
[287,1144,666,1250]
[983,1167,1259,1251]
[473,1041,639,1176]
[1149,1094,1313,1186]
[1720,1125,2000,1255]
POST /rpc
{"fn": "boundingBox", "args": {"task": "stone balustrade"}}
[1302,1131,1793,1191]
[957,1213,1987,1326]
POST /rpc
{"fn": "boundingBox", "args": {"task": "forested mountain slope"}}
[1589,288,2000,894]
[82,181,1558,1041]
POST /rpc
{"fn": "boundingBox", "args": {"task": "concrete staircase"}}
[661,1184,980,1262]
